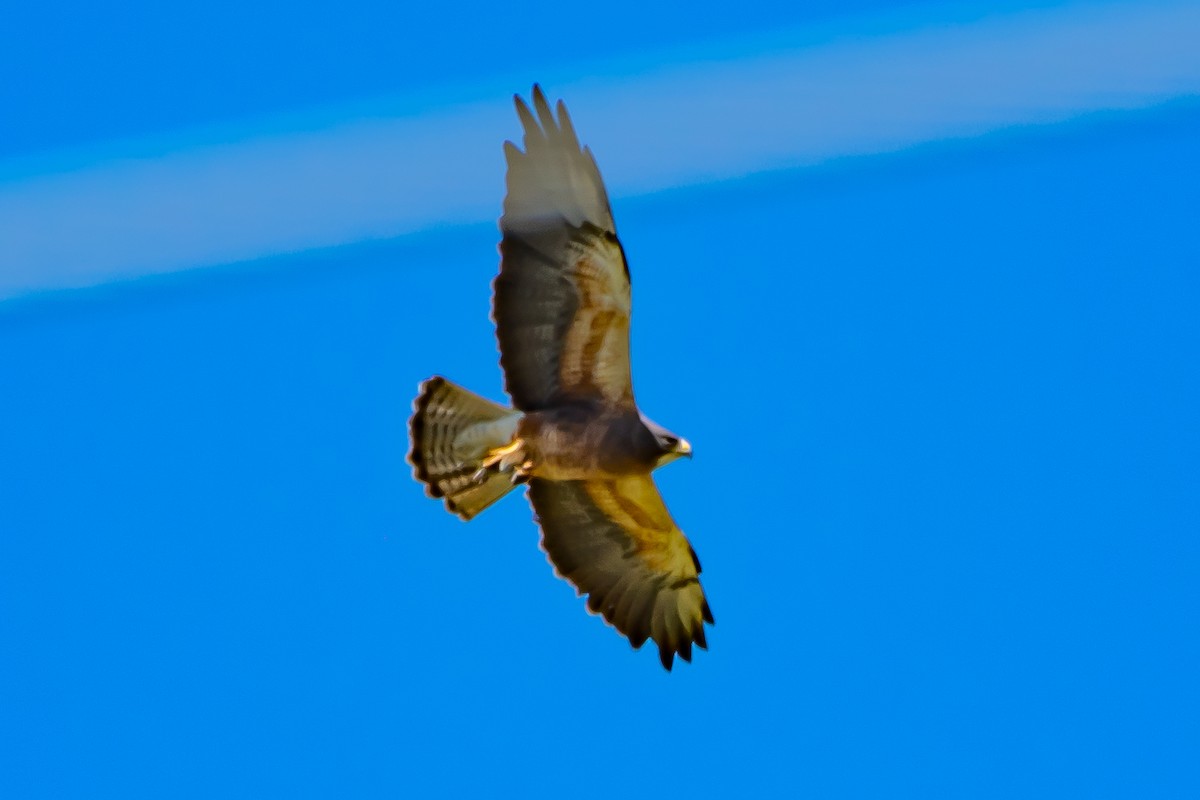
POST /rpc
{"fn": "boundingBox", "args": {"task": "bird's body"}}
[519,405,664,480]
[409,86,712,670]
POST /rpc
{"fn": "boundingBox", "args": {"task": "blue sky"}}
[2,2,1199,798]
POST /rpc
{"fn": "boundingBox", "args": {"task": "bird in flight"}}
[409,85,712,670]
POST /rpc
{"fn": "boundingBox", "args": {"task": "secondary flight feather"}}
[408,85,712,670]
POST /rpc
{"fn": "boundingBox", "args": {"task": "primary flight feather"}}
[408,85,712,670]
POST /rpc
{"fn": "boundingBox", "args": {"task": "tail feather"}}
[408,376,522,520]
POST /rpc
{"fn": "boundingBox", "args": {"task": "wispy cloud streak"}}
[1,1,1198,299]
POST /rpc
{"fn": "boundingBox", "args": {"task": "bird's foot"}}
[510,460,535,485]
[472,438,531,484]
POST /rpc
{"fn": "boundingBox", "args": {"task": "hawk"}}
[408,85,712,670]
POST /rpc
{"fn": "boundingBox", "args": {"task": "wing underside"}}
[494,86,634,411]
[528,476,713,670]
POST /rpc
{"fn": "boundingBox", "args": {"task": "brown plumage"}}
[409,85,712,670]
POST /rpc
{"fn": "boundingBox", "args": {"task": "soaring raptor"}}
[409,85,712,670]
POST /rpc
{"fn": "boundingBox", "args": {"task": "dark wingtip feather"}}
[702,601,715,625]
[695,625,708,651]
[556,99,579,147]
[659,646,675,671]
[531,84,557,135]
[513,93,539,141]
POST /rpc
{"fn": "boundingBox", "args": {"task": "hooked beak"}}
[677,438,693,459]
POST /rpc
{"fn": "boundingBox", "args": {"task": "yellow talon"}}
[474,438,531,484]
[480,438,525,469]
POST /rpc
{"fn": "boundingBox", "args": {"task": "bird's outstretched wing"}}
[528,476,713,670]
[494,85,634,412]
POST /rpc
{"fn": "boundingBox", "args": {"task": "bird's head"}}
[642,416,692,468]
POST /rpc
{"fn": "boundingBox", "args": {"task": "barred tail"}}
[408,376,523,520]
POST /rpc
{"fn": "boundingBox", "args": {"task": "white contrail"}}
[1,1,1198,300]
